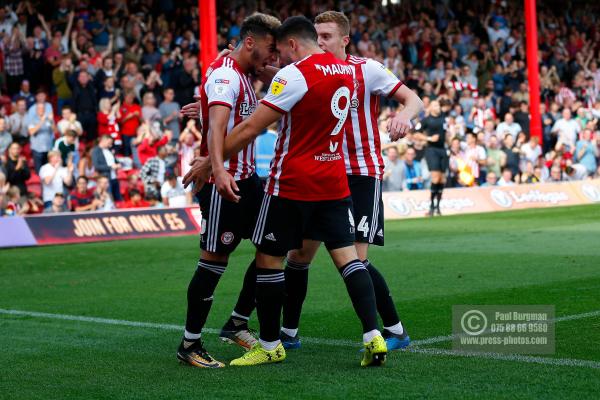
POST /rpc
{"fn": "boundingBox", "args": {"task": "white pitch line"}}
[2,308,600,369]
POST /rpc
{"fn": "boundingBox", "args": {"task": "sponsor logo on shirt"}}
[239,102,256,116]
[270,77,287,96]
[215,79,230,84]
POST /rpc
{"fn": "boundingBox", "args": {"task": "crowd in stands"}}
[1,0,600,216]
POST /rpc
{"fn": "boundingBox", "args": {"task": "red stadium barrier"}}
[0,207,202,248]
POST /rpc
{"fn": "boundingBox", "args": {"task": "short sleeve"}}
[204,67,240,109]
[261,65,308,113]
[364,59,403,98]
[39,164,51,179]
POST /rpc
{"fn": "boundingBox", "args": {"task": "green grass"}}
[1,205,600,399]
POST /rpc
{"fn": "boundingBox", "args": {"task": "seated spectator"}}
[520,161,541,184]
[22,192,45,215]
[547,165,564,182]
[4,186,25,216]
[0,171,8,211]
[402,147,426,191]
[121,189,150,208]
[91,135,122,201]
[0,116,13,155]
[482,171,498,187]
[145,192,164,208]
[44,192,67,214]
[140,145,168,198]
[120,174,145,202]
[4,142,30,196]
[78,145,96,184]
[70,176,99,212]
[498,168,515,186]
[159,88,181,142]
[564,163,589,181]
[382,144,405,192]
[135,123,171,166]
[8,98,29,146]
[53,130,78,165]
[27,102,56,173]
[93,176,115,211]
[161,170,187,207]
[40,150,73,209]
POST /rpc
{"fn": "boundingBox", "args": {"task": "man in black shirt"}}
[72,71,98,142]
[5,142,30,196]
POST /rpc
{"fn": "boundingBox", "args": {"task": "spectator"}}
[93,176,115,211]
[159,88,181,142]
[39,150,73,209]
[72,70,98,141]
[12,80,35,107]
[382,144,405,192]
[120,174,145,202]
[121,188,150,208]
[486,135,505,177]
[44,192,67,213]
[53,56,74,112]
[70,176,99,212]
[27,91,53,119]
[498,168,515,186]
[548,164,564,182]
[255,123,277,181]
[520,136,543,173]
[0,117,12,155]
[92,134,122,201]
[575,129,598,174]
[53,130,78,166]
[78,145,96,183]
[564,163,589,181]
[140,145,168,199]
[5,142,30,196]
[27,102,56,173]
[97,98,121,152]
[501,134,521,180]
[4,186,25,216]
[482,171,498,187]
[174,57,199,106]
[161,170,187,207]
[135,124,171,166]
[496,113,522,141]
[464,132,487,185]
[8,98,29,145]
[551,108,581,151]
[118,90,141,157]
[402,147,426,191]
[4,27,26,95]
[57,105,83,137]
[141,92,161,124]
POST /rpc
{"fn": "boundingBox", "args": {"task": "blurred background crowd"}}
[0,0,599,216]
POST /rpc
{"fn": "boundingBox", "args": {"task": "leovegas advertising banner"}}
[383,179,600,220]
[24,207,202,245]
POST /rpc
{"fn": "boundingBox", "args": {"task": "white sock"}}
[281,327,298,337]
[363,329,380,343]
[259,339,281,351]
[384,322,404,335]
[231,311,249,321]
[184,330,201,340]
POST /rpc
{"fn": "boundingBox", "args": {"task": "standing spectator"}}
[97,98,121,153]
[135,124,171,166]
[140,145,168,199]
[118,90,141,157]
[72,70,98,141]
[78,145,96,184]
[464,132,487,185]
[27,91,53,119]
[8,98,29,145]
[160,170,187,207]
[520,136,543,173]
[551,108,581,151]
[53,130,78,166]
[141,92,161,123]
[91,135,122,201]
[57,105,83,137]
[513,101,531,136]
[4,142,30,196]
[575,129,599,174]
[501,134,521,180]
[496,113,522,141]
[402,147,427,191]
[12,80,35,107]
[174,57,199,107]
[39,150,73,209]
[486,135,505,177]
[70,176,99,212]
[4,27,26,95]
[382,144,405,192]
[0,117,12,155]
[53,56,74,112]
[27,102,56,173]
[159,88,181,142]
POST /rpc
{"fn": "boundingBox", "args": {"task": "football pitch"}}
[1,205,599,399]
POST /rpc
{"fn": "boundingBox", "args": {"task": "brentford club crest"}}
[221,232,234,245]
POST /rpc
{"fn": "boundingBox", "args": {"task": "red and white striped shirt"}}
[344,55,403,180]
[200,56,256,181]
[261,52,353,201]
